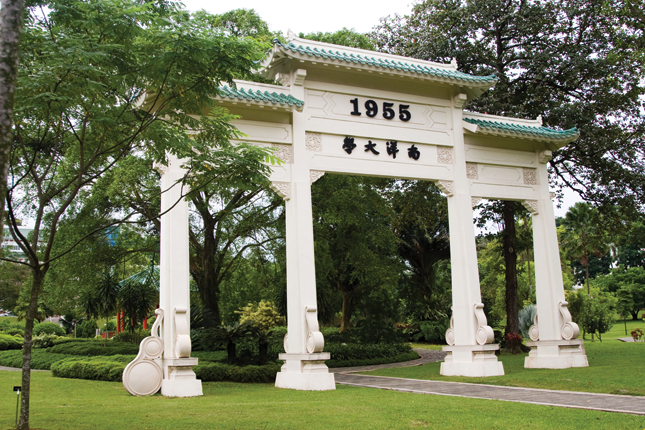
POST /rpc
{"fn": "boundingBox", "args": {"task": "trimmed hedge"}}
[0,334,23,350]
[0,350,71,370]
[192,350,227,362]
[50,356,131,382]
[324,342,413,361]
[326,351,420,368]
[47,341,139,356]
[194,362,281,383]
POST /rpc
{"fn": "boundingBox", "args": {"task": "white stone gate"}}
[123,35,588,396]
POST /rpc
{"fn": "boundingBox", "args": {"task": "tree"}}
[560,203,610,294]
[299,27,377,50]
[374,0,645,338]
[592,265,645,320]
[0,259,29,312]
[0,0,27,246]
[5,2,272,428]
[312,174,400,332]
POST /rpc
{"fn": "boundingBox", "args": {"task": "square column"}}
[157,155,203,396]
[439,94,503,377]
[524,154,588,369]
[273,73,335,390]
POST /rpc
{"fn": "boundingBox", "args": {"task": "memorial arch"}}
[123,34,588,397]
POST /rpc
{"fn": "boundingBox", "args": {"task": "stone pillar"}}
[439,94,504,377]
[523,152,588,369]
[273,69,335,391]
[157,154,203,397]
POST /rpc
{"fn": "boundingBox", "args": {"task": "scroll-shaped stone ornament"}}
[528,313,540,341]
[174,307,191,358]
[559,301,580,340]
[305,306,324,353]
[474,303,495,345]
[122,309,164,396]
[445,314,456,346]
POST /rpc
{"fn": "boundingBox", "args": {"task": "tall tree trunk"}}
[585,261,590,296]
[18,268,44,430]
[192,219,221,327]
[0,0,26,244]
[339,292,354,333]
[503,201,519,336]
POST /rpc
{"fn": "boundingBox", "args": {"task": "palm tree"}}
[199,321,255,364]
[560,203,610,295]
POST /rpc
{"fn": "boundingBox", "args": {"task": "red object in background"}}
[101,331,115,339]
[143,318,148,330]
[116,311,120,334]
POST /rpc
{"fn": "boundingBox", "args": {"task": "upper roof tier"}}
[259,35,497,96]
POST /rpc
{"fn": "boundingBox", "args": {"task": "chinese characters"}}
[343,137,419,160]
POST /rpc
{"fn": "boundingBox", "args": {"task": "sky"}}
[180,0,415,35]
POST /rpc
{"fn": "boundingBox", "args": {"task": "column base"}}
[440,344,504,377]
[275,353,336,391]
[524,339,588,369]
[161,358,203,397]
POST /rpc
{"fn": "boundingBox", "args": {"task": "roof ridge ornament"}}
[287,29,296,42]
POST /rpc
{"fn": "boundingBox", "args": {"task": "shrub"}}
[326,351,420,368]
[48,340,139,356]
[0,334,22,350]
[76,320,99,338]
[236,301,284,331]
[418,320,449,344]
[33,322,66,337]
[112,329,150,343]
[631,328,644,341]
[324,342,412,361]
[194,362,281,383]
[519,304,537,339]
[0,325,24,336]
[51,356,129,382]
[33,334,63,349]
[0,350,70,370]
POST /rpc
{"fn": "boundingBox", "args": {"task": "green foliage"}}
[0,319,24,336]
[417,320,450,344]
[47,340,139,356]
[327,351,420,368]
[0,334,23,350]
[197,322,255,364]
[75,320,99,338]
[569,287,617,341]
[592,265,645,319]
[0,261,29,312]
[32,334,63,349]
[108,330,150,344]
[323,342,413,362]
[236,300,284,332]
[194,362,281,383]
[299,28,377,50]
[518,304,537,339]
[0,350,70,370]
[33,322,66,337]
[51,357,129,382]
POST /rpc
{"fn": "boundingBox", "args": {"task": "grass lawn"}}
[368,319,645,396]
[1,371,644,430]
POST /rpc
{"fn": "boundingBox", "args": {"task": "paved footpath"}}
[333,349,645,415]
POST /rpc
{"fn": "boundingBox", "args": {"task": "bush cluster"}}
[324,342,413,361]
[112,330,150,343]
[33,322,66,337]
[0,324,24,336]
[0,350,70,370]
[0,334,23,350]
[33,334,64,349]
[51,356,130,382]
[194,362,281,383]
[326,351,420,368]
[48,340,139,356]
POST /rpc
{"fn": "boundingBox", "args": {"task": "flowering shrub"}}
[631,328,643,342]
[504,332,524,354]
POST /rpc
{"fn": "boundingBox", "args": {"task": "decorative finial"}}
[450,57,458,68]
[536,115,543,126]
[287,29,296,41]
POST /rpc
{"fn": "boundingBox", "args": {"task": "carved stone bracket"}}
[471,197,482,208]
[559,301,580,340]
[153,161,168,176]
[270,181,291,200]
[539,150,552,163]
[277,73,291,87]
[528,313,539,341]
[305,132,322,152]
[436,180,454,197]
[271,144,292,163]
[294,69,307,86]
[310,170,325,184]
[474,303,495,345]
[445,312,455,346]
[437,147,453,164]
[174,307,191,358]
[453,93,468,109]
[305,307,324,353]
[522,200,539,215]
[466,162,478,179]
[122,309,164,396]
[523,168,537,185]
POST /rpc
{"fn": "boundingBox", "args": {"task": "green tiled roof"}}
[274,40,496,84]
[464,117,579,140]
[218,85,304,107]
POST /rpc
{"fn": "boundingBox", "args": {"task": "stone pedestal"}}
[275,353,335,391]
[161,358,203,397]
[524,340,588,369]
[440,344,504,377]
